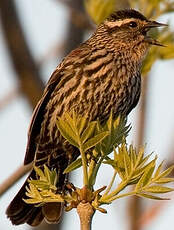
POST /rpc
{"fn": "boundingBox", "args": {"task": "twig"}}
[0,163,32,197]
[77,202,94,230]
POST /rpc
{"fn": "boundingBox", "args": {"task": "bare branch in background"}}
[0,163,32,197]
[38,41,65,66]
[139,201,167,228]
[128,75,149,230]
[61,0,88,56]
[138,137,174,228]
[139,189,174,228]
[0,0,44,109]
[57,0,93,30]
[0,88,19,111]
[136,76,149,148]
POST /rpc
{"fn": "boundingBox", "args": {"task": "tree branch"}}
[0,163,32,197]
[0,0,44,109]
[77,202,95,230]
[128,75,149,230]
[0,88,19,111]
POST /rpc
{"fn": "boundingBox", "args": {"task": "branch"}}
[128,75,149,230]
[138,138,174,228]
[0,163,32,197]
[136,75,149,147]
[0,88,19,111]
[56,0,93,30]
[77,202,94,230]
[0,0,44,109]
[61,0,88,56]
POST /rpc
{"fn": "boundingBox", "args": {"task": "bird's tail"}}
[6,169,63,226]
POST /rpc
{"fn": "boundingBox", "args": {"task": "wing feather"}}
[24,68,62,165]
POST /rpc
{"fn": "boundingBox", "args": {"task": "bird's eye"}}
[129,21,137,28]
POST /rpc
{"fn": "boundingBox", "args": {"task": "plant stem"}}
[88,156,104,188]
[88,159,96,188]
[100,180,128,202]
[80,146,88,186]
[103,170,117,196]
[77,202,94,230]
[104,191,136,203]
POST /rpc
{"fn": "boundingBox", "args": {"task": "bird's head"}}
[99,9,167,52]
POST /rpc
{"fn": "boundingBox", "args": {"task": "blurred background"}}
[0,0,174,229]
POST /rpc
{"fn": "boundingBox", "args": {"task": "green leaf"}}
[136,159,156,190]
[56,118,79,147]
[154,161,164,178]
[106,111,113,131]
[155,177,174,184]
[94,115,130,156]
[44,165,51,183]
[77,116,88,135]
[51,169,58,186]
[137,193,169,200]
[23,198,43,204]
[26,184,42,199]
[137,152,153,169]
[157,165,174,180]
[145,185,174,193]
[134,146,145,168]
[103,159,116,168]
[81,121,97,143]
[64,112,76,130]
[129,145,137,167]
[83,131,109,152]
[63,158,82,174]
[123,149,131,178]
[33,166,45,180]
[41,197,64,203]
[29,180,49,189]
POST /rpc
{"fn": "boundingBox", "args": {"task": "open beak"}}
[146,20,168,28]
[144,20,168,46]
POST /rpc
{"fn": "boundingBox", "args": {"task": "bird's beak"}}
[144,20,168,46]
[146,20,168,29]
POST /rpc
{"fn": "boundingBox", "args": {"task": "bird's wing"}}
[24,68,62,165]
[24,43,90,165]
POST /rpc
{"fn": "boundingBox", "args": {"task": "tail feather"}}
[6,170,44,226]
[6,168,65,226]
[26,208,44,226]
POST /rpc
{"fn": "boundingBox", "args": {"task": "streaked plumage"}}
[6,9,166,226]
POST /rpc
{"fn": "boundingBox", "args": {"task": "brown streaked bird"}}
[6,9,166,226]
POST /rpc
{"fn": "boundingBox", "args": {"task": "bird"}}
[6,9,166,226]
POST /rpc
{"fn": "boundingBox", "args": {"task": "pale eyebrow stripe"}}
[104,18,138,28]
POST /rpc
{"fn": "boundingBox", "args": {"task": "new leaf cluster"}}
[24,112,174,213]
